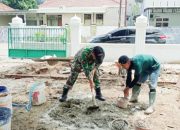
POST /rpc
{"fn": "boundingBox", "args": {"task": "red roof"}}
[0,3,14,11]
[39,0,119,8]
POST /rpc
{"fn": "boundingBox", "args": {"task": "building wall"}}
[144,0,180,27]
[33,7,120,26]
[149,12,180,27]
[62,7,119,26]
[0,6,125,26]
[104,7,119,26]
[62,7,120,26]
[2,5,121,26]
[144,0,180,9]
[0,15,14,26]
[62,13,83,26]
[41,9,120,27]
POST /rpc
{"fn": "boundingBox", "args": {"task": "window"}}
[150,14,154,19]
[172,9,177,13]
[96,14,103,25]
[47,15,58,26]
[163,18,169,21]
[40,20,43,25]
[156,18,162,21]
[111,30,127,37]
[156,23,162,27]
[156,18,169,27]
[84,14,91,25]
[26,20,37,26]
[163,23,168,27]
[128,29,135,35]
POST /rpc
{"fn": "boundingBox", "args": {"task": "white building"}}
[144,0,180,27]
[29,0,122,27]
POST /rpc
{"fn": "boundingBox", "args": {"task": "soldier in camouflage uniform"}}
[59,46,105,102]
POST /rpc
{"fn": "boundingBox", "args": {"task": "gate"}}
[8,26,67,58]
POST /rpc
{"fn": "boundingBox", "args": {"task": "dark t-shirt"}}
[126,54,160,88]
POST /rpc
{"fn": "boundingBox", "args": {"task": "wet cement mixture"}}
[45,99,130,130]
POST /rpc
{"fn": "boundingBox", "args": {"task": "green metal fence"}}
[8,26,67,58]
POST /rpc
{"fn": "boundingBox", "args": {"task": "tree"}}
[3,0,38,10]
[135,0,144,14]
[132,4,140,16]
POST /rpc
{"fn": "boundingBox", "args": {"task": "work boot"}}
[129,84,141,103]
[144,92,156,114]
[59,87,69,102]
[95,87,105,101]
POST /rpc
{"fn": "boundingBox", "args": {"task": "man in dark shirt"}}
[118,54,160,114]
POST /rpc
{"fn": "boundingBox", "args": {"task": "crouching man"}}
[117,54,160,114]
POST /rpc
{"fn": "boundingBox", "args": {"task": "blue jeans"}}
[137,67,161,89]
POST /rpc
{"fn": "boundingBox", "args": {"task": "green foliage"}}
[59,34,66,43]
[35,32,45,42]
[132,4,140,16]
[2,0,38,10]
[34,33,66,43]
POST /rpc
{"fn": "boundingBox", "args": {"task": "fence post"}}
[9,15,25,49]
[135,15,147,55]
[70,15,81,57]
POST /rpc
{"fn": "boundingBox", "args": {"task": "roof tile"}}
[39,0,119,8]
[0,3,14,11]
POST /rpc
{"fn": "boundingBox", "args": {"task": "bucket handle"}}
[12,82,44,111]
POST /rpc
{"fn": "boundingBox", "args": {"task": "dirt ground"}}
[0,58,180,130]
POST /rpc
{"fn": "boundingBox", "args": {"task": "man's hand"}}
[115,61,121,69]
[124,87,130,98]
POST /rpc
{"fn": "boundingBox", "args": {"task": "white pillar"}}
[43,14,47,25]
[36,14,40,26]
[135,15,147,55]
[9,16,25,48]
[9,15,25,27]
[70,15,81,57]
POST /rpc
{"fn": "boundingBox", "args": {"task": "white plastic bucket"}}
[32,83,46,106]
[117,97,128,109]
[0,107,11,130]
[0,86,12,112]
[0,86,12,130]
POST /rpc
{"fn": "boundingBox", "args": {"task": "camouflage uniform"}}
[64,47,101,89]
